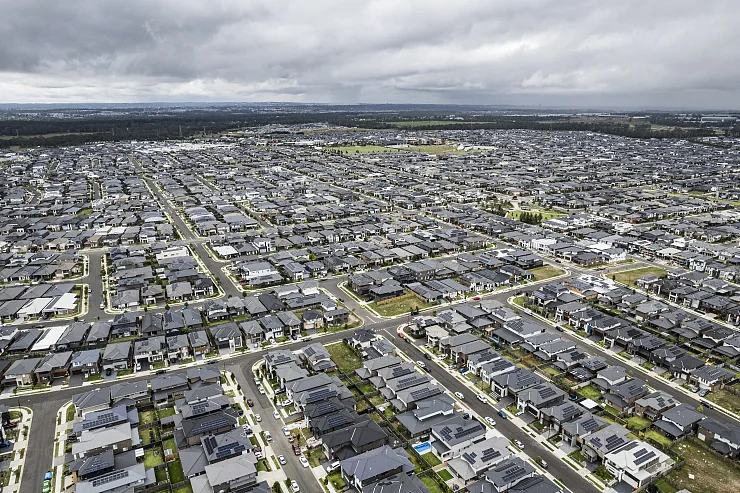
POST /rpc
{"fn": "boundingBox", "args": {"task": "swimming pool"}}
[413,442,431,454]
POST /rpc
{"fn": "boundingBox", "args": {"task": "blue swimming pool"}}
[413,442,431,454]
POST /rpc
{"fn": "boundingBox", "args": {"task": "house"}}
[605,378,649,413]
[188,330,211,359]
[466,457,538,493]
[167,334,191,362]
[4,358,42,386]
[202,454,258,492]
[34,351,73,382]
[209,322,243,352]
[134,336,166,364]
[690,365,735,391]
[340,445,414,491]
[323,419,389,460]
[447,436,512,482]
[69,350,102,376]
[582,423,631,462]
[697,418,740,458]
[604,440,671,489]
[634,391,678,421]
[101,341,132,371]
[515,383,565,419]
[430,416,487,460]
[653,404,705,440]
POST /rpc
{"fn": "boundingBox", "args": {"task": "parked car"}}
[258,386,265,395]
[484,416,496,426]
[278,455,287,465]
[698,389,709,397]
[423,353,432,360]
[416,360,426,368]
[273,410,281,420]
[300,456,310,468]
[293,444,302,455]
[0,441,10,448]
[247,399,254,407]
[497,410,507,419]
[105,368,112,376]
[43,480,52,493]
[44,472,53,481]
[569,394,579,401]
[156,369,166,375]
[477,394,487,403]
[283,427,291,436]
[454,392,464,400]
[265,431,272,442]
[327,461,341,472]
[2,422,17,429]
[99,301,105,309]
[291,480,300,492]
[513,439,524,449]
[255,414,261,422]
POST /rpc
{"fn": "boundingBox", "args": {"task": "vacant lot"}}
[529,265,565,282]
[369,294,433,317]
[613,267,667,287]
[507,209,565,221]
[706,388,740,414]
[326,342,363,373]
[664,439,740,493]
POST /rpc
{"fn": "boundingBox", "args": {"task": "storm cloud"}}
[1,0,739,108]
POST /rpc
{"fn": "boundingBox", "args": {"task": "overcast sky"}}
[2,0,739,109]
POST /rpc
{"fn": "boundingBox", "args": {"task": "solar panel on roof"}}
[91,470,128,487]
[634,450,657,466]
[540,387,556,398]
[481,449,501,462]
[462,452,476,464]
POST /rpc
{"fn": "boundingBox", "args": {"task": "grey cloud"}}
[1,0,739,108]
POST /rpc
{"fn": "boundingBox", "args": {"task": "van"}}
[327,461,340,473]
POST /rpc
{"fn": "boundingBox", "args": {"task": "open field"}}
[329,145,401,153]
[663,439,740,493]
[613,267,668,287]
[386,120,495,127]
[529,265,566,282]
[706,388,740,414]
[0,132,95,140]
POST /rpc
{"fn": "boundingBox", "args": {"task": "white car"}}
[282,398,294,407]
[291,480,300,492]
[513,439,524,449]
[135,363,141,372]
[283,427,291,436]
[255,414,262,422]
[454,392,464,400]
[416,360,426,368]
[477,393,487,403]
[326,461,340,472]
[484,416,496,426]
[99,301,105,309]
[278,455,287,465]
[273,410,281,419]
[300,456,310,468]
[258,386,265,395]
[265,431,272,441]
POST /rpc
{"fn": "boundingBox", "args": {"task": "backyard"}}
[167,460,185,483]
[613,267,668,287]
[326,342,363,373]
[143,447,164,468]
[577,385,601,400]
[625,415,652,431]
[662,439,740,493]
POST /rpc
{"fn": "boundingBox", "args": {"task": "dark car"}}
[497,410,508,419]
[569,394,579,401]
[156,369,167,375]
[701,400,714,410]
[424,353,432,360]
[247,399,254,407]
[2,422,17,429]
[105,368,112,376]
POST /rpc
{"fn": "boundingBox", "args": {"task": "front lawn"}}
[326,342,363,373]
[529,265,565,282]
[613,267,668,287]
[66,404,76,422]
[305,447,326,467]
[626,415,652,431]
[664,439,740,493]
[368,294,433,317]
[326,471,346,489]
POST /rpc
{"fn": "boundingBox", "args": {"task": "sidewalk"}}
[2,406,33,493]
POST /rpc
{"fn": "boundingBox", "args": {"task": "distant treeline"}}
[0,110,733,148]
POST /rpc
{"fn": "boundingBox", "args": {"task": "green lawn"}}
[143,447,164,468]
[626,415,652,431]
[578,385,601,400]
[654,478,679,493]
[326,342,364,373]
[422,452,442,467]
[167,460,185,483]
[162,437,177,456]
[437,469,453,481]
[66,404,76,422]
[665,439,740,493]
[613,267,668,287]
[141,426,160,445]
[644,429,673,449]
[158,407,175,419]
[369,294,433,317]
[706,388,740,414]
[172,486,193,493]
[568,449,587,465]
[529,265,566,282]
[155,468,168,484]
[305,447,326,467]
[326,471,346,489]
[421,476,446,493]
[406,448,425,472]
[593,465,615,483]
